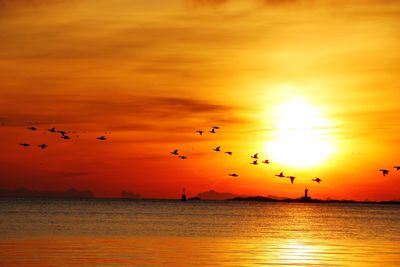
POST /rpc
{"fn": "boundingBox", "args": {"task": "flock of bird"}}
[170,126,323,185]
[379,167,400,177]
[18,124,395,184]
[19,126,108,150]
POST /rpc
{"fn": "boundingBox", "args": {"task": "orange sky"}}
[0,0,399,200]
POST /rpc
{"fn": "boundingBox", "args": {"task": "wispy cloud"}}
[56,171,90,177]
[0,94,248,131]
[188,0,228,5]
[0,0,70,8]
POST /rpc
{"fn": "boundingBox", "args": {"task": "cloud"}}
[187,0,229,6]
[258,0,301,4]
[0,94,248,131]
[0,0,69,9]
[56,171,90,177]
[188,0,301,7]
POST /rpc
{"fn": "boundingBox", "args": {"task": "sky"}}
[0,0,399,200]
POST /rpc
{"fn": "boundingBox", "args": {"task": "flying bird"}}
[57,130,67,136]
[170,149,179,155]
[394,166,400,171]
[275,172,285,178]
[38,144,48,149]
[224,151,233,156]
[262,159,270,164]
[196,130,204,136]
[213,146,221,152]
[251,160,258,165]
[312,178,322,183]
[379,169,389,176]
[229,173,238,177]
[27,127,37,131]
[61,135,70,140]
[287,176,296,184]
[19,143,30,147]
[97,136,107,141]
[47,127,56,133]
[209,128,217,134]
[251,153,259,159]
[179,156,187,159]
[212,126,220,130]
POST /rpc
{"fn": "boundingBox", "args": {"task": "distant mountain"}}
[0,188,95,198]
[229,196,282,202]
[196,190,238,200]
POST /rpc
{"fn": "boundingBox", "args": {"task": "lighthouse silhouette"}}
[181,187,187,201]
[301,188,311,201]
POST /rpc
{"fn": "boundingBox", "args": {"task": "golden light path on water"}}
[1,237,399,266]
[265,96,335,168]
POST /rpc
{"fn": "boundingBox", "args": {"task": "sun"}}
[266,97,335,168]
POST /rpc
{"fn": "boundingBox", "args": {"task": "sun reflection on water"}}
[275,240,321,266]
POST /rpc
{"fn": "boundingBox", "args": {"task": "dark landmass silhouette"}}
[196,190,238,200]
[121,190,141,199]
[228,196,400,205]
[0,188,94,199]
[188,196,201,200]
[195,189,287,201]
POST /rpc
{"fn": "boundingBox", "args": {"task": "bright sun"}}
[266,97,335,168]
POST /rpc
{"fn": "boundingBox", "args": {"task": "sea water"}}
[0,199,399,266]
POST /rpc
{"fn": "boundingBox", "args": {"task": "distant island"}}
[228,196,400,205]
[0,188,95,199]
[194,189,288,201]
[196,190,237,200]
[228,189,400,205]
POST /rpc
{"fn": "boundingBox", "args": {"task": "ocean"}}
[0,199,399,266]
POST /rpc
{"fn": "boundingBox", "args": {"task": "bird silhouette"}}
[196,130,204,136]
[251,153,259,159]
[47,127,56,133]
[20,143,30,147]
[27,127,37,131]
[179,156,187,159]
[275,172,285,178]
[287,176,296,184]
[312,178,322,183]
[212,126,220,129]
[97,136,107,140]
[213,146,221,152]
[61,135,70,140]
[251,160,258,165]
[209,128,216,134]
[262,159,270,164]
[379,169,389,176]
[57,130,67,136]
[224,151,232,155]
[170,149,179,155]
[38,144,48,149]
[229,173,238,177]
[394,166,400,171]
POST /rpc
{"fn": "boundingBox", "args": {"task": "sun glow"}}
[266,97,335,168]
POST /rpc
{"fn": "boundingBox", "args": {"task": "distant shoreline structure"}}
[227,196,400,205]
[227,188,400,205]
[0,188,94,199]
[0,188,398,205]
